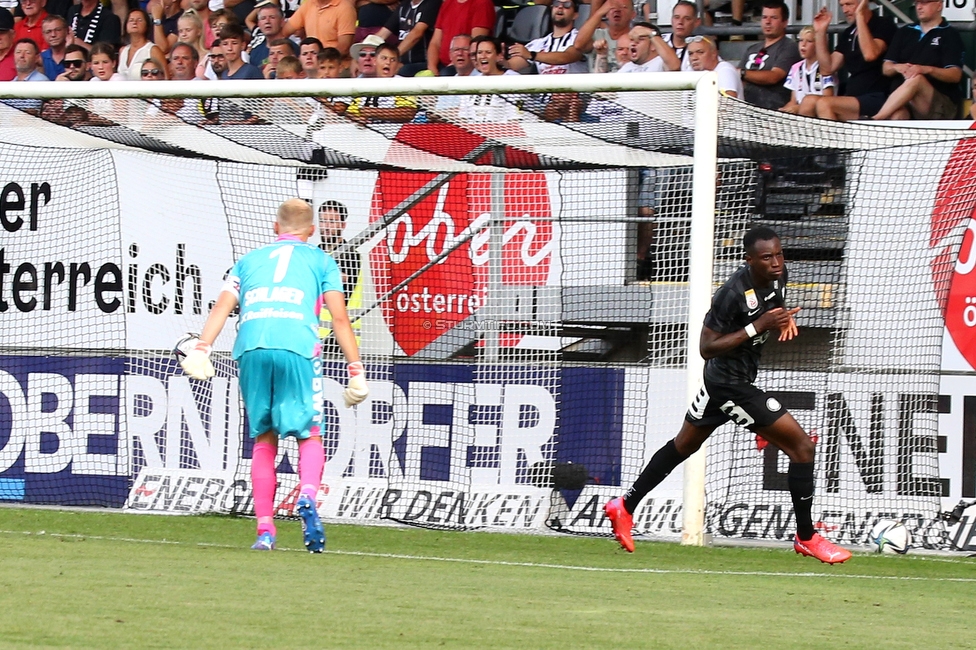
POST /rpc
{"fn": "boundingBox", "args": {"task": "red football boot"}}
[794,532,852,564]
[604,497,635,553]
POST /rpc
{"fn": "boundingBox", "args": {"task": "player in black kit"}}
[605,226,852,564]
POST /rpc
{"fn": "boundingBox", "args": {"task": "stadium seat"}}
[508,5,551,44]
[573,3,591,29]
[718,38,757,67]
[495,6,506,37]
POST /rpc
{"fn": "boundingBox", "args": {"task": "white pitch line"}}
[2,528,975,582]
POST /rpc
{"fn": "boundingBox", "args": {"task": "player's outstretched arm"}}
[323,290,369,407]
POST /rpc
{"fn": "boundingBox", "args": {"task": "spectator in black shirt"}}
[872,0,964,120]
[811,0,896,121]
[604,227,853,566]
[376,0,440,77]
[66,0,121,49]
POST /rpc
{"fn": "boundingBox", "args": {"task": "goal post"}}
[683,72,719,547]
[0,73,968,552]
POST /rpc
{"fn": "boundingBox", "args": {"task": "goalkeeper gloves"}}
[178,336,215,380]
[343,361,369,408]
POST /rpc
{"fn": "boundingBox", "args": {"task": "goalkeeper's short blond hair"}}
[277,198,314,233]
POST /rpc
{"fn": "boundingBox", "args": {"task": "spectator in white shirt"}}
[687,34,742,97]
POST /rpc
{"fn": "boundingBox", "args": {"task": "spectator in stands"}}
[220,22,263,78]
[576,0,634,74]
[739,0,800,110]
[209,8,238,37]
[13,0,47,51]
[425,0,493,74]
[207,38,226,77]
[612,34,630,69]
[299,36,322,78]
[12,37,47,79]
[177,10,209,75]
[22,0,70,21]
[346,43,419,122]
[0,8,14,80]
[471,35,514,76]
[871,0,963,120]
[375,0,440,77]
[687,35,741,97]
[160,44,205,120]
[186,0,213,48]
[662,0,700,71]
[810,0,895,121]
[66,0,121,49]
[6,37,46,113]
[616,22,677,73]
[118,9,165,80]
[458,35,519,122]
[263,37,297,77]
[274,52,302,77]
[41,14,67,78]
[149,0,182,54]
[282,0,356,57]
[508,0,588,75]
[317,46,342,77]
[248,2,292,70]
[139,56,165,80]
[54,42,89,79]
[350,33,381,77]
[168,41,199,80]
[318,200,361,308]
[354,0,396,44]
[438,33,473,76]
[89,40,124,80]
[779,27,834,115]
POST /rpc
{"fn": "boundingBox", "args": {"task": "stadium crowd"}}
[0,0,972,121]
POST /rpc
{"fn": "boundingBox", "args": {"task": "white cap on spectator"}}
[350,34,385,59]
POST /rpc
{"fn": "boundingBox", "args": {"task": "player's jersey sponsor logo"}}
[766,397,782,412]
[764,292,776,301]
[745,289,759,310]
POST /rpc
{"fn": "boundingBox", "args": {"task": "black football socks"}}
[623,439,688,515]
[789,461,816,541]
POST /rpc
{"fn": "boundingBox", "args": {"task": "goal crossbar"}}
[0,71,710,99]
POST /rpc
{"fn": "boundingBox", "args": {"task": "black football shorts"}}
[685,378,787,430]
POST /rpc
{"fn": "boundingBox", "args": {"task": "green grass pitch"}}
[1,507,974,649]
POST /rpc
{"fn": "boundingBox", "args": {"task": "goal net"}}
[0,76,971,550]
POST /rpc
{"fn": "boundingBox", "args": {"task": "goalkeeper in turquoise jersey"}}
[179,198,368,552]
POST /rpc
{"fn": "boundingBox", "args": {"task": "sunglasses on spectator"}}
[358,50,376,58]
[687,35,715,46]
[64,59,86,68]
[142,68,163,77]
[552,0,574,7]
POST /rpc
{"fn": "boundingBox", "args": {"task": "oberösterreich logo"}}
[369,172,553,356]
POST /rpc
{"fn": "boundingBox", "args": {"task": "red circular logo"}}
[931,129,976,368]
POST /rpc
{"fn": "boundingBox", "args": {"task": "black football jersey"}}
[701,264,788,384]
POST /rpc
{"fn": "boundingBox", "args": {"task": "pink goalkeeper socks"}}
[297,437,325,500]
[251,441,277,536]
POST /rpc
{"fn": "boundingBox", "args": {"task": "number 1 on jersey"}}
[269,245,293,283]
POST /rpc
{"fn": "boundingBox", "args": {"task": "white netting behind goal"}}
[0,79,971,549]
